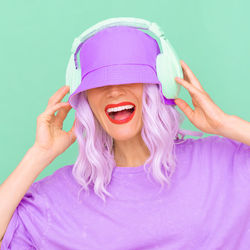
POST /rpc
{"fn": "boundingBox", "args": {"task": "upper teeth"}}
[107,105,134,113]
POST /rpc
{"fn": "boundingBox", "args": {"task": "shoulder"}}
[32,164,76,196]
[1,165,76,249]
[35,164,74,185]
[177,135,250,181]
[174,135,244,166]
[176,135,242,152]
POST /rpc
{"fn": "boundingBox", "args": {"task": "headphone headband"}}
[71,17,166,54]
[66,17,183,102]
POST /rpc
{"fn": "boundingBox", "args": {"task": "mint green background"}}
[1,0,249,183]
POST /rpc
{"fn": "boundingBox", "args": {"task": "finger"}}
[175,98,194,122]
[47,85,70,108]
[54,103,72,126]
[180,60,205,91]
[42,102,70,119]
[175,77,201,98]
[67,120,77,144]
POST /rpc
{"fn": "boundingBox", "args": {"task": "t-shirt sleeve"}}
[1,181,49,250]
[203,135,250,183]
[225,136,250,182]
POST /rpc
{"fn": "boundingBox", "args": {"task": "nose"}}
[106,84,126,98]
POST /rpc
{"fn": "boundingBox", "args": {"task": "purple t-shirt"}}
[2,135,250,250]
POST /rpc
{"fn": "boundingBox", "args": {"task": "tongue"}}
[113,110,132,121]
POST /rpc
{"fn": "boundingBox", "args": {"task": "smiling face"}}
[86,83,144,142]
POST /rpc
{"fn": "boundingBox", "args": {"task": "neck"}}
[113,133,150,167]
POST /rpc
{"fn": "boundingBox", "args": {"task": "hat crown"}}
[79,26,160,80]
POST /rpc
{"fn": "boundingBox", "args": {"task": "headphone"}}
[65,17,183,103]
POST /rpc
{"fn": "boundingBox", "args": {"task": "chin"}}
[110,129,139,141]
[109,126,140,141]
[102,114,143,141]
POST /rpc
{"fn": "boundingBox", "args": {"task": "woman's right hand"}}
[33,85,77,161]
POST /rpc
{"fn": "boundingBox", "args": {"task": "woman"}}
[1,25,250,249]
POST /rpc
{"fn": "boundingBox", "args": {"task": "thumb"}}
[175,98,194,121]
[68,120,77,144]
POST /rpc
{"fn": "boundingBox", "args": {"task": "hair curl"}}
[71,83,185,203]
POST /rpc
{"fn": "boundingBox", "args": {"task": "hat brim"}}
[68,64,161,110]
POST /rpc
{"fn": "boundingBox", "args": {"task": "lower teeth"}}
[109,109,134,120]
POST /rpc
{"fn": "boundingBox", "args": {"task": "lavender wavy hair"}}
[71,83,186,203]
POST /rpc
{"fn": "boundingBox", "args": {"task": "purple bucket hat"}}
[68,26,163,110]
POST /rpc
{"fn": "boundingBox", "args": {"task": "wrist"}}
[215,114,250,146]
[215,113,234,138]
[29,145,55,167]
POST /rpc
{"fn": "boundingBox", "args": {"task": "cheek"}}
[87,93,99,111]
[89,101,103,122]
[138,87,144,108]
[138,85,144,100]
[87,98,98,117]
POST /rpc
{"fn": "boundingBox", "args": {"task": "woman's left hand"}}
[174,60,229,135]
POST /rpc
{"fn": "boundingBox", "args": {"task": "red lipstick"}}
[105,102,135,112]
[105,102,136,125]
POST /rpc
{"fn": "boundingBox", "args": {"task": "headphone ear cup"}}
[66,54,82,95]
[156,39,183,100]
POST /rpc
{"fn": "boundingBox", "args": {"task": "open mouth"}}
[108,106,135,120]
[105,103,136,124]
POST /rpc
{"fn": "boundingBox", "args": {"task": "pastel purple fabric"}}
[2,135,250,249]
[68,25,176,110]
